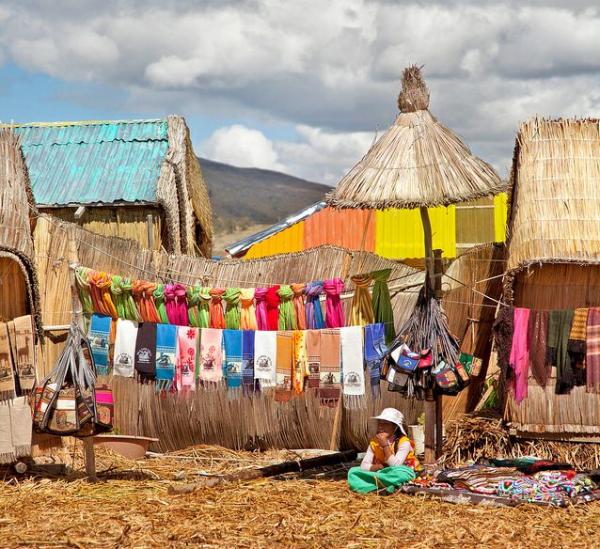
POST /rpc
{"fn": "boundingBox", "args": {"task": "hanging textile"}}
[89,271,118,318]
[12,316,36,392]
[153,284,169,324]
[494,305,514,381]
[254,288,269,331]
[547,310,575,395]
[240,289,257,330]
[165,283,188,326]
[113,319,139,377]
[198,288,211,328]
[0,324,15,400]
[292,330,307,393]
[266,285,281,331]
[586,308,600,393]
[305,281,325,329]
[111,276,141,321]
[0,397,32,464]
[199,328,223,384]
[278,285,297,330]
[320,329,341,405]
[275,331,294,401]
[340,326,366,406]
[155,323,177,390]
[223,329,243,390]
[364,323,386,397]
[254,330,277,388]
[371,269,396,345]
[89,314,112,376]
[568,308,588,386]
[176,327,198,391]
[135,322,157,381]
[186,286,202,328]
[527,311,550,388]
[305,330,321,389]
[209,288,226,329]
[75,267,94,315]
[223,288,242,329]
[291,283,307,330]
[242,330,256,395]
[509,308,530,404]
[350,274,375,327]
[324,278,345,328]
[132,281,161,323]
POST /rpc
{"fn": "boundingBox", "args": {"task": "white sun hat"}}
[372,408,407,436]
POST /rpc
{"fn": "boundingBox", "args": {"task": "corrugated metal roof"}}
[5,119,169,206]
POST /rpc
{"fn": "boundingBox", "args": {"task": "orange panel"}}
[304,207,375,251]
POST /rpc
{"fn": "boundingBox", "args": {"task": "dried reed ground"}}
[0,445,598,548]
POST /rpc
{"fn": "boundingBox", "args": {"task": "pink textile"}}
[165,283,189,326]
[254,287,269,330]
[199,328,223,383]
[323,278,345,328]
[509,307,530,404]
[176,327,198,391]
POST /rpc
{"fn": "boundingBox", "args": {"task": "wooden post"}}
[146,213,155,250]
[424,391,436,463]
[419,207,434,295]
[83,438,97,481]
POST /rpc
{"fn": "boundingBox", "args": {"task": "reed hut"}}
[0,130,42,338]
[1,116,213,256]
[504,117,600,438]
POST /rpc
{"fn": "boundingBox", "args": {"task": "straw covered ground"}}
[0,443,599,548]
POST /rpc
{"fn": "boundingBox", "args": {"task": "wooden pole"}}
[433,249,444,458]
[146,213,155,250]
[419,207,434,295]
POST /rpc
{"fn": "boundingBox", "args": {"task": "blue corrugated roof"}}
[7,119,169,206]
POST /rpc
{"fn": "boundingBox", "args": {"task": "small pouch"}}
[390,344,420,374]
[435,366,459,392]
[94,384,114,432]
[418,348,433,369]
[455,361,470,384]
[470,356,483,377]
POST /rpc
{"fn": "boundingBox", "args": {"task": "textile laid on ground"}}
[223,288,242,330]
[371,269,396,345]
[291,283,307,330]
[340,326,365,403]
[88,314,112,376]
[319,329,341,404]
[305,282,325,330]
[364,323,387,397]
[209,288,226,329]
[305,329,321,389]
[292,330,307,393]
[254,330,277,388]
[134,322,157,381]
[0,397,31,463]
[586,307,600,393]
[277,285,297,331]
[199,328,223,384]
[254,288,269,331]
[275,331,294,401]
[0,323,15,400]
[266,286,281,331]
[242,330,256,395]
[155,324,177,389]
[11,316,36,391]
[223,329,243,390]
[509,308,530,404]
[113,319,139,378]
[347,465,416,494]
[350,274,375,327]
[548,310,575,394]
[527,310,549,388]
[240,289,257,331]
[176,327,198,391]
[324,278,345,329]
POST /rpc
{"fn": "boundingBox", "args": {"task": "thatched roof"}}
[326,66,503,209]
[506,117,600,273]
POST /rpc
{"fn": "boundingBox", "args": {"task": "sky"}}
[0,0,599,185]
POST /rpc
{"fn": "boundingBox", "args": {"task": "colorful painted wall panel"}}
[304,207,375,251]
[244,222,304,259]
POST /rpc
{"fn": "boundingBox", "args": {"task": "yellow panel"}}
[245,221,305,259]
[375,206,456,259]
[493,193,508,242]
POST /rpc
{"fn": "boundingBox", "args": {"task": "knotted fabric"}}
[209,288,226,329]
[165,283,188,326]
[198,288,211,328]
[240,288,257,330]
[291,283,307,330]
[132,280,161,323]
[223,288,242,329]
[277,285,297,330]
[152,284,169,324]
[110,275,128,319]
[350,274,374,326]
[371,269,395,345]
[254,288,269,330]
[75,267,94,315]
[89,271,118,318]
[121,277,141,321]
[187,286,202,327]
[305,281,325,329]
[265,285,281,331]
[324,278,345,328]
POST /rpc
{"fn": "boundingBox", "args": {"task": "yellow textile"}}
[292,330,307,393]
[239,288,257,330]
[350,274,374,326]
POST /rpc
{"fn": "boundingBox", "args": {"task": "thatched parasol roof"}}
[326,66,503,209]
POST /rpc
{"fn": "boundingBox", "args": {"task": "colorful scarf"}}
[132,280,161,323]
[153,284,169,324]
[240,289,257,330]
[509,307,530,404]
[254,288,269,331]
[199,328,223,384]
[305,330,321,389]
[223,288,242,329]
[209,288,226,329]
[275,331,294,401]
[527,311,550,388]
[320,329,341,405]
[111,275,141,321]
[12,316,36,391]
[266,285,281,331]
[186,286,202,328]
[254,330,277,388]
[242,330,256,395]
[135,322,157,381]
[89,314,112,376]
[223,329,243,390]
[371,269,396,345]
[350,274,375,326]
[305,281,325,329]
[0,324,15,400]
[324,278,345,328]
[291,283,307,330]
[165,283,188,326]
[364,323,386,397]
[75,267,94,315]
[340,326,365,403]
[155,323,177,390]
[198,288,211,328]
[278,285,297,330]
[176,327,198,391]
[89,271,118,318]
[568,308,588,375]
[292,330,307,393]
[586,308,600,393]
[548,310,575,395]
[113,319,138,378]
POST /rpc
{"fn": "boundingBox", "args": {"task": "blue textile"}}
[223,329,243,390]
[155,323,177,387]
[88,314,111,376]
[364,323,387,397]
[242,330,256,394]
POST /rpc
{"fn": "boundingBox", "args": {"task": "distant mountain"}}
[199,157,330,235]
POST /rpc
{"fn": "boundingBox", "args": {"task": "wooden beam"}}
[146,213,155,250]
[74,206,86,219]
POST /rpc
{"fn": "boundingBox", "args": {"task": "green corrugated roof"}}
[6,119,169,206]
